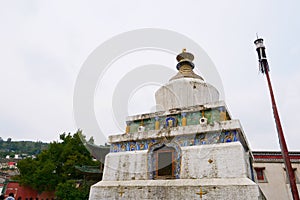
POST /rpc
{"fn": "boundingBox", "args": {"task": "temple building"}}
[89,50,266,199]
[253,151,300,199]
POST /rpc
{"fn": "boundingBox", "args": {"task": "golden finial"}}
[176,49,194,62]
[170,49,204,81]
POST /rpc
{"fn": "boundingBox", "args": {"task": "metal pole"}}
[254,38,299,200]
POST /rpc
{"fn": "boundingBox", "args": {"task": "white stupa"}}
[89,50,266,200]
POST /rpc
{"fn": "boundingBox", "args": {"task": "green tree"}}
[17,130,99,194]
[56,180,90,200]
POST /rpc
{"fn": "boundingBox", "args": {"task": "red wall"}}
[4,181,55,200]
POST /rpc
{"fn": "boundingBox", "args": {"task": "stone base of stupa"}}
[89,178,265,200]
[89,143,266,200]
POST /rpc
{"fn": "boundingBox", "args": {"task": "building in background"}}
[253,151,300,199]
[2,180,55,200]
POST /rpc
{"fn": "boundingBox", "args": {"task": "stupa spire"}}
[170,49,203,81]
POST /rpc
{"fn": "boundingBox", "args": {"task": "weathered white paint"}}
[155,78,219,111]
[90,178,264,200]
[102,143,251,182]
[90,142,266,199]
[180,143,250,179]
[102,150,148,181]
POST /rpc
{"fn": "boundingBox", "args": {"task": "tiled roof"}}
[253,151,300,163]
[85,143,110,163]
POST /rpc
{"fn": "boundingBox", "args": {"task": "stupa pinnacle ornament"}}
[170,49,204,81]
[176,48,195,69]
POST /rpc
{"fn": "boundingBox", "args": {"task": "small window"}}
[254,167,267,182]
[158,151,173,176]
[154,146,175,179]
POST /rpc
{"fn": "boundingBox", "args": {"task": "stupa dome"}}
[155,49,219,111]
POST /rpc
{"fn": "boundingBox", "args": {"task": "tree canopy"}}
[16,130,99,197]
[0,139,48,159]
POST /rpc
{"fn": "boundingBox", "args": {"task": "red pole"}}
[254,38,299,200]
[265,68,299,200]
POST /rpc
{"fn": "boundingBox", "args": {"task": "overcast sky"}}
[0,1,299,151]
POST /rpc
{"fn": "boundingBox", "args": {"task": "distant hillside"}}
[0,138,48,159]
